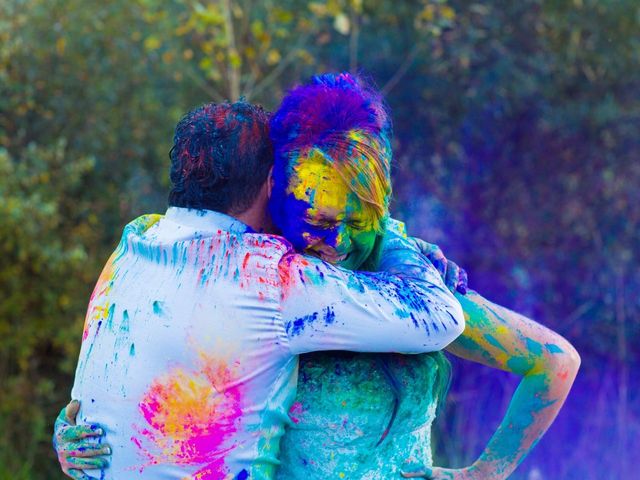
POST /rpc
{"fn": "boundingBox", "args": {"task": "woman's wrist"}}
[468,458,510,480]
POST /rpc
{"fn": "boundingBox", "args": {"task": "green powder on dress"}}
[277,351,440,479]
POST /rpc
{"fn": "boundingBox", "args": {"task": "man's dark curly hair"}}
[168,101,273,214]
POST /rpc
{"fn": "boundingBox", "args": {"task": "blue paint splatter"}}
[545,343,564,354]
[507,356,533,373]
[287,312,318,336]
[322,306,336,325]
[484,333,509,353]
[526,337,544,356]
[152,300,165,316]
[121,310,130,334]
[104,304,115,331]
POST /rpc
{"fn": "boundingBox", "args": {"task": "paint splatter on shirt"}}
[71,207,463,479]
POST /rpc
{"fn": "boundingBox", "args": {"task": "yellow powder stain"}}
[134,351,243,470]
[83,259,119,339]
[495,325,509,336]
[288,149,380,232]
[289,150,350,218]
[461,310,511,365]
[144,369,220,438]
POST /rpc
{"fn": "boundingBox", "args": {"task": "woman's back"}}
[278,352,440,479]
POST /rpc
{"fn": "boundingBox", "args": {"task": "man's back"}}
[72,208,296,479]
[71,207,464,479]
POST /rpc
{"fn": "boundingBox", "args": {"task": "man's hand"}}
[53,400,111,479]
[402,466,481,479]
[411,238,468,295]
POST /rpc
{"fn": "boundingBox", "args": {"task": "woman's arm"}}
[404,290,580,480]
[53,400,110,479]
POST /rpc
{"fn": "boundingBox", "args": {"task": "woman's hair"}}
[271,72,451,444]
[269,72,393,235]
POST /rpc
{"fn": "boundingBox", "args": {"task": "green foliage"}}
[0,142,97,476]
[0,0,180,476]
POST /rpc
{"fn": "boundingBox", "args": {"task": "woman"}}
[55,73,580,479]
[267,73,458,478]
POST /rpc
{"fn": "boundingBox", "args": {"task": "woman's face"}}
[277,153,379,270]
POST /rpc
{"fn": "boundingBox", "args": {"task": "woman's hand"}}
[411,238,468,295]
[402,465,481,479]
[53,400,111,479]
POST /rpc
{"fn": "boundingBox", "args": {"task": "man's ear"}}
[267,166,274,199]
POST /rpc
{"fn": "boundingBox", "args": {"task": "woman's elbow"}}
[563,340,581,373]
[547,336,581,379]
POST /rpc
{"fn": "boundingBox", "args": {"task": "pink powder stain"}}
[288,401,305,424]
[278,254,312,301]
[132,353,244,477]
[82,320,91,341]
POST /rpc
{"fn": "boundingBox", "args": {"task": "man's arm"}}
[403,290,580,480]
[280,230,465,355]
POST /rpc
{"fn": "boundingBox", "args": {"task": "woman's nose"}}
[333,225,352,254]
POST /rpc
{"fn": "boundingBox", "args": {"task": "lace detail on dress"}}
[277,352,439,479]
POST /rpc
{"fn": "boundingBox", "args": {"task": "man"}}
[55,101,464,479]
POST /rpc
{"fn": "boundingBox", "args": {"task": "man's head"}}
[168,101,273,223]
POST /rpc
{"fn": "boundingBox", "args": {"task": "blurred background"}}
[1,0,638,478]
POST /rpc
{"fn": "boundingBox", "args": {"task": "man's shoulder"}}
[240,232,294,256]
[118,214,297,267]
[124,213,164,234]
[108,213,164,250]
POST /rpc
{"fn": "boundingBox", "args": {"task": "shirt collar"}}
[164,207,252,234]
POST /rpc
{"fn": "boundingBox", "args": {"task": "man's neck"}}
[235,207,274,234]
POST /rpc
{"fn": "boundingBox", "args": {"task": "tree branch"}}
[381,43,424,95]
[246,34,310,101]
[184,66,226,102]
[349,7,360,73]
[222,0,241,100]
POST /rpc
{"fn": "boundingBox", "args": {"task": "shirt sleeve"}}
[278,229,465,355]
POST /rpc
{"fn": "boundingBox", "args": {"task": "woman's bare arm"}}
[405,290,580,479]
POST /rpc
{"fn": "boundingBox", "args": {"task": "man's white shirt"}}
[71,207,464,479]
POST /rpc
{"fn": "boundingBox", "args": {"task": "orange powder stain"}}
[83,254,119,340]
[242,253,251,269]
[133,354,243,478]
